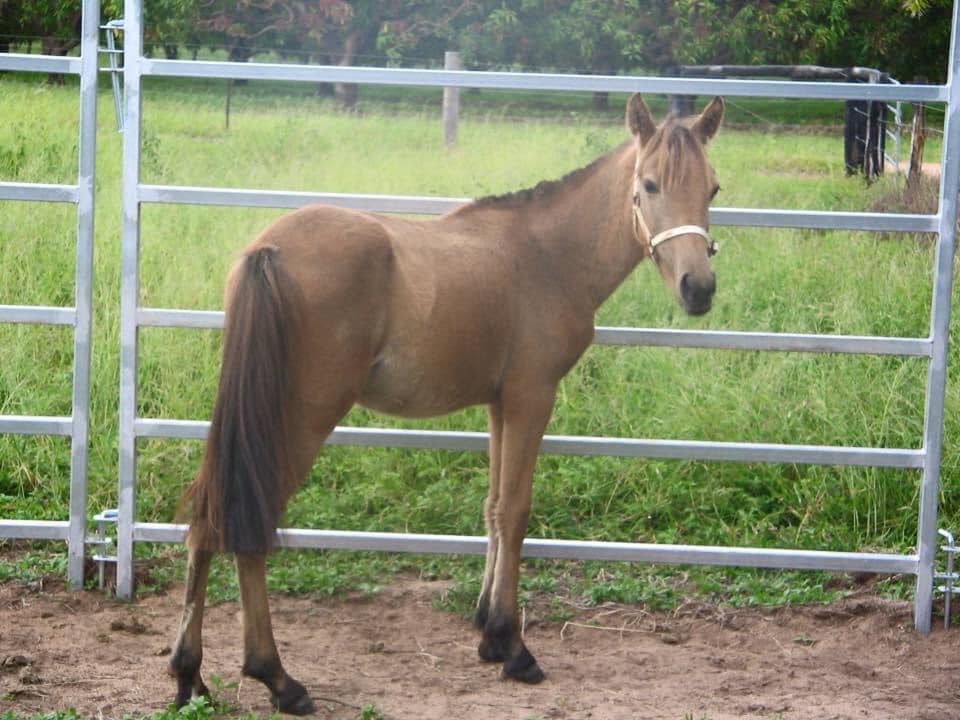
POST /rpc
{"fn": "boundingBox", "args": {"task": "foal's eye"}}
[643,179,660,195]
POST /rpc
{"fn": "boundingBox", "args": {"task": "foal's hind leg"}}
[236,552,315,715]
[169,544,213,706]
[478,386,555,683]
[233,406,349,715]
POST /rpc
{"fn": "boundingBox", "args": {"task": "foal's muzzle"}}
[680,271,716,316]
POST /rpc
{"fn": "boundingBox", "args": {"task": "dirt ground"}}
[2,574,960,720]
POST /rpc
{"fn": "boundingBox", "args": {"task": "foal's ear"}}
[626,93,657,145]
[692,96,725,144]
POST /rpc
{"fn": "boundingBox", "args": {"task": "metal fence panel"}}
[116,0,959,636]
[0,0,99,589]
[913,0,960,633]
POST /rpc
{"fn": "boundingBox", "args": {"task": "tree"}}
[142,0,202,59]
[0,0,121,80]
[193,0,351,63]
[659,1,951,83]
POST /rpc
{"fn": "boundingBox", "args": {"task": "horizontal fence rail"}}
[0,415,73,436]
[117,0,960,640]
[0,520,71,541]
[136,307,932,356]
[0,182,80,203]
[133,522,919,575]
[0,52,80,74]
[0,305,77,325]
[133,419,925,469]
[138,184,940,232]
[141,58,948,103]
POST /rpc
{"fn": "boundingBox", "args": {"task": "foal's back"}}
[246,204,529,419]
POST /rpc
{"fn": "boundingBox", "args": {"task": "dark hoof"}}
[502,649,546,684]
[173,678,209,708]
[273,681,316,716]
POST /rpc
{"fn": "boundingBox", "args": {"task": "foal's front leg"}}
[235,553,315,715]
[477,387,555,683]
[475,402,503,632]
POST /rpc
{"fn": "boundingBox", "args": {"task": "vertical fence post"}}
[914,0,960,633]
[442,51,460,146]
[117,0,144,600]
[67,0,99,589]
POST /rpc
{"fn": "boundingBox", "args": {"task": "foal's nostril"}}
[680,272,716,314]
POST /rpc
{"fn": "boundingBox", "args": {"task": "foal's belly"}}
[357,351,497,418]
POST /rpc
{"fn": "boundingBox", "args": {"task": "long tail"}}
[182,245,300,554]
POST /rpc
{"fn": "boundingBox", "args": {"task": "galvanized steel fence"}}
[2,0,956,633]
[115,0,960,634]
[0,0,99,588]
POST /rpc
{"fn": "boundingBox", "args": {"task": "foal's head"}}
[626,94,724,316]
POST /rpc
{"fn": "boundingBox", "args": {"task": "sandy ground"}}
[2,573,960,720]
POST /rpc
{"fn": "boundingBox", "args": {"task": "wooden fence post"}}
[908,101,927,189]
[443,51,461,146]
[907,77,929,189]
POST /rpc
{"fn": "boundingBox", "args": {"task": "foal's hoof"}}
[272,680,316,716]
[501,648,546,684]
[173,679,210,709]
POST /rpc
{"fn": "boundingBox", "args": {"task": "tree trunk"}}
[228,45,252,85]
[591,57,614,110]
[41,36,79,85]
[334,32,361,109]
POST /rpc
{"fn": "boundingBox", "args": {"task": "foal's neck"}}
[523,143,643,312]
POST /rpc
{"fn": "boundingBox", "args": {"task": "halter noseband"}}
[633,203,719,259]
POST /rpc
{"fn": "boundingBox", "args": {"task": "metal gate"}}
[0,0,99,588]
[116,0,960,633]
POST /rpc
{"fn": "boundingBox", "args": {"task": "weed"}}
[356,704,385,720]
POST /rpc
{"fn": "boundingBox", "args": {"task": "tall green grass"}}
[0,73,956,607]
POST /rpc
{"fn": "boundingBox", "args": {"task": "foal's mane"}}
[459,141,629,213]
[457,118,705,216]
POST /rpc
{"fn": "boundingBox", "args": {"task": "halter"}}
[631,162,719,259]
[633,202,719,260]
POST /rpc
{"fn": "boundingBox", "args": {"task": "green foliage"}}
[355,705,385,720]
[0,547,67,583]
[5,0,947,85]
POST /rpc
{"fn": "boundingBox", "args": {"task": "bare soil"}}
[2,574,960,720]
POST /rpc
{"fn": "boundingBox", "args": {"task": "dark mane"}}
[463,142,629,211]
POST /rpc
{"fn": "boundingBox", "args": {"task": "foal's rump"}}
[183,205,395,554]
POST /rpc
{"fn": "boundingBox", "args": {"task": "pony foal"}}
[169,93,725,714]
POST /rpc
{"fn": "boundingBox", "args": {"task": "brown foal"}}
[169,94,725,714]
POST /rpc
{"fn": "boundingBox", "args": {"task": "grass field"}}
[0,72,957,619]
